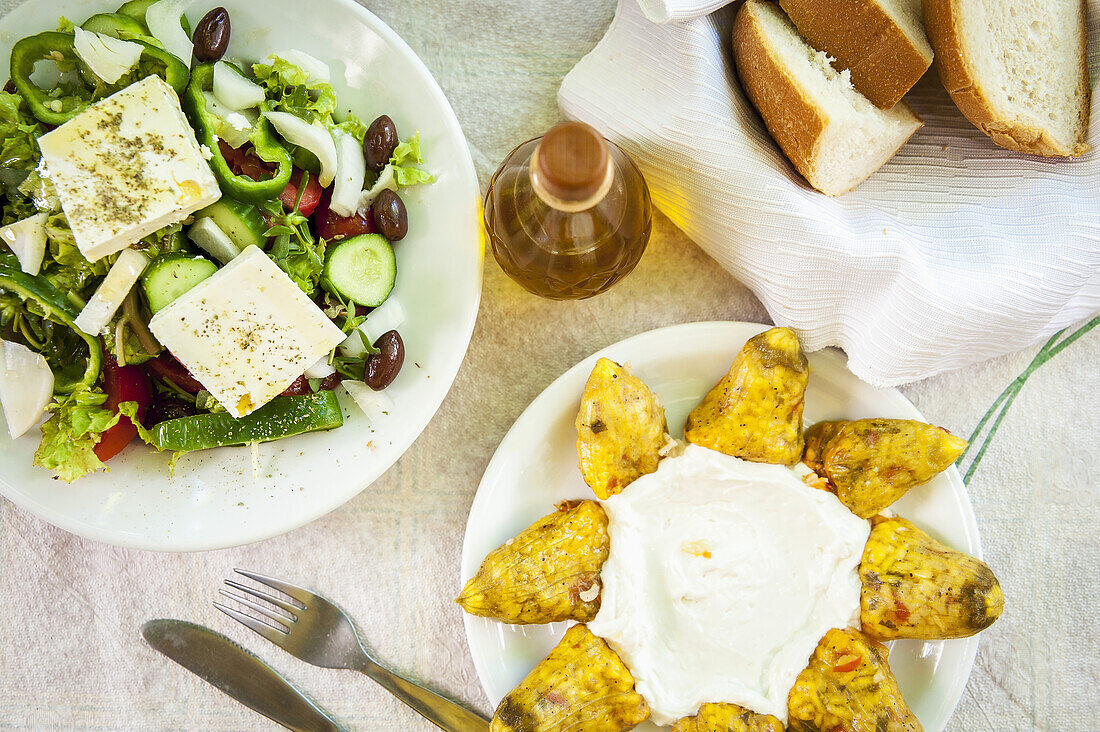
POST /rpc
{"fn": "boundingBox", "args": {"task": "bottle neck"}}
[529,145,615,213]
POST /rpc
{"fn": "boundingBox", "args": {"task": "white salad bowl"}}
[0,0,482,550]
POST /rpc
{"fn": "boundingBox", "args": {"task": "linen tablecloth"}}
[1,1,1098,730]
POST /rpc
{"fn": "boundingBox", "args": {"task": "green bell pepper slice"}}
[183,63,293,203]
[10,31,189,125]
[80,12,151,40]
[0,260,102,394]
[151,392,344,451]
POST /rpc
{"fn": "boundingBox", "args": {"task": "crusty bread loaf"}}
[779,0,933,109]
[923,0,1090,157]
[732,0,923,196]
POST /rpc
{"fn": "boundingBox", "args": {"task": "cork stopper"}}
[531,121,613,211]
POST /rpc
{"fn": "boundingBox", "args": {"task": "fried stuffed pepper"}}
[671,702,784,732]
[456,501,610,624]
[803,419,967,518]
[576,358,668,499]
[787,627,922,732]
[491,624,651,732]
[860,515,1003,640]
[685,327,808,465]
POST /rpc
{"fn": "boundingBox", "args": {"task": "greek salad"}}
[0,1,434,481]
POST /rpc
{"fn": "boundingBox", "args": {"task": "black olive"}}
[363,115,398,172]
[317,373,344,391]
[280,376,310,396]
[371,189,408,241]
[193,7,231,62]
[364,330,404,390]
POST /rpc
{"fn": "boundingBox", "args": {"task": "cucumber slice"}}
[142,253,217,313]
[195,198,267,251]
[187,217,242,264]
[151,392,344,451]
[322,234,396,307]
[115,0,191,35]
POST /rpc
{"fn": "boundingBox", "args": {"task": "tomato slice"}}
[280,168,323,217]
[218,142,321,217]
[218,140,276,181]
[314,187,377,241]
[93,357,154,462]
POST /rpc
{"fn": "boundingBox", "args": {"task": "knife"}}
[142,619,344,732]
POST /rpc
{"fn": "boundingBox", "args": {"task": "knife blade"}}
[142,619,344,732]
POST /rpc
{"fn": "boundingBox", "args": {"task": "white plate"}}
[461,321,981,731]
[0,0,482,550]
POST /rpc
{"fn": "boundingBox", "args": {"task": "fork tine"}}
[214,602,290,646]
[219,588,298,625]
[224,580,302,617]
[234,569,314,607]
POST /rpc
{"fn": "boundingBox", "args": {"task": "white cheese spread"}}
[588,444,870,725]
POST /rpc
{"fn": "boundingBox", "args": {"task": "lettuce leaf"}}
[265,231,326,294]
[32,394,162,482]
[33,389,119,482]
[117,401,159,447]
[333,114,369,144]
[102,316,158,366]
[40,212,107,299]
[0,91,46,222]
[251,56,337,125]
[390,133,435,187]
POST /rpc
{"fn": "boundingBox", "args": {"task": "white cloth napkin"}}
[635,0,729,23]
[558,0,1100,387]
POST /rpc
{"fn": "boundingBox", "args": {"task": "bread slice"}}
[732,0,923,196]
[923,0,1090,157]
[778,0,933,109]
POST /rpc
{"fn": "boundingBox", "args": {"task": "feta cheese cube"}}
[37,76,221,262]
[148,247,346,418]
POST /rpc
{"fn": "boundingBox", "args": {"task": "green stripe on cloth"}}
[958,313,1100,484]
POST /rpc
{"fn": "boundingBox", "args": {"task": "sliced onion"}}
[202,92,256,148]
[329,128,366,217]
[0,213,47,275]
[271,49,330,82]
[339,297,405,356]
[74,248,149,335]
[264,111,337,186]
[341,380,394,424]
[304,356,336,379]
[213,61,265,110]
[357,164,396,212]
[361,297,406,345]
[146,0,194,64]
[0,340,54,439]
[187,217,241,264]
[72,27,143,84]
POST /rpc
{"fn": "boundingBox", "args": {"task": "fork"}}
[215,569,490,732]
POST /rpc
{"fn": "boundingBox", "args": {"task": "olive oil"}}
[484,121,652,300]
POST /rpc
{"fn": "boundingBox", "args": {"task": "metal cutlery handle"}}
[357,658,490,731]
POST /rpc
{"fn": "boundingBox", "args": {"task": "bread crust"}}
[733,1,829,192]
[923,0,1090,157]
[779,0,932,109]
